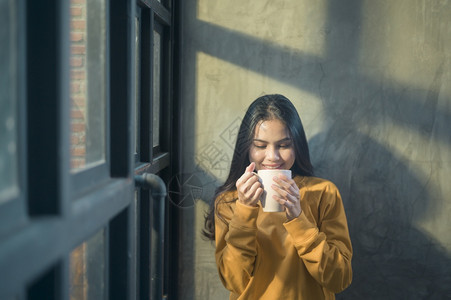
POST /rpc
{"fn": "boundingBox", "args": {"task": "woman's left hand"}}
[272,175,301,221]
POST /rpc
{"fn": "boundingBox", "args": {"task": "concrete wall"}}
[177,0,451,299]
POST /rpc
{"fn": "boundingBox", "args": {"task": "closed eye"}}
[253,144,266,149]
[278,143,292,148]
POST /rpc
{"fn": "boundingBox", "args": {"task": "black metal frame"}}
[134,0,177,299]
[0,0,180,299]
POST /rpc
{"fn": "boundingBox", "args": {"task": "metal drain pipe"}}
[134,173,167,299]
[134,173,167,197]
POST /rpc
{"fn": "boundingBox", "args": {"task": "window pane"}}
[70,229,105,300]
[70,0,106,171]
[0,0,19,204]
[152,29,161,148]
[134,16,140,156]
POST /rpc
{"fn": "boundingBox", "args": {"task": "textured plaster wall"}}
[178,0,451,299]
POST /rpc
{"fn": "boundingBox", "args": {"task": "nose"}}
[267,146,280,161]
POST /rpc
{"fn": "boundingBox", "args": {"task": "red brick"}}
[71,136,80,145]
[71,123,86,133]
[71,158,86,169]
[71,135,86,146]
[71,146,86,156]
[71,20,86,30]
[71,7,83,17]
[71,32,84,42]
[71,45,85,55]
[71,109,84,119]
[71,70,86,80]
[71,96,86,108]
[71,84,85,95]
[71,82,80,93]
[71,57,84,67]
[71,82,85,94]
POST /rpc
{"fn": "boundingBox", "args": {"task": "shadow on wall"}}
[183,0,451,299]
[310,16,451,295]
[310,131,451,299]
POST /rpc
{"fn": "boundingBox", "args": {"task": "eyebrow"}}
[253,137,292,143]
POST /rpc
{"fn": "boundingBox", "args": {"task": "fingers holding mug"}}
[237,163,262,206]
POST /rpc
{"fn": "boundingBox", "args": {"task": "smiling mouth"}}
[262,164,283,169]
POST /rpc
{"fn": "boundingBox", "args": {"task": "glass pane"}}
[152,29,161,148]
[70,229,105,300]
[70,0,106,171]
[0,0,19,204]
[134,16,140,156]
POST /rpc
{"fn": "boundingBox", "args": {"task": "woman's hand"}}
[272,175,302,221]
[236,162,263,207]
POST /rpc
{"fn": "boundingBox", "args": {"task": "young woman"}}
[203,94,353,299]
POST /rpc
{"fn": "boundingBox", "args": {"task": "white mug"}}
[256,169,292,212]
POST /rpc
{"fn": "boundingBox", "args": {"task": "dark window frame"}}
[0,0,179,299]
[134,1,176,299]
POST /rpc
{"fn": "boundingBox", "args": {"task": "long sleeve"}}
[284,181,353,293]
[215,196,260,295]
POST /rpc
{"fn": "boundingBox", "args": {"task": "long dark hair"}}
[202,94,314,240]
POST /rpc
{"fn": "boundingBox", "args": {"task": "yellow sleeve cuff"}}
[230,201,259,230]
[283,211,319,246]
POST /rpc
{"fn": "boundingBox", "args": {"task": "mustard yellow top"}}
[214,176,353,300]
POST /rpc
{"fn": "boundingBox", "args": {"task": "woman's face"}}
[249,119,295,171]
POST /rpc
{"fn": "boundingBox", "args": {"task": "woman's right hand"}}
[236,162,263,207]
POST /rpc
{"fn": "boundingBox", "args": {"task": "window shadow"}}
[310,131,451,299]
[181,0,451,298]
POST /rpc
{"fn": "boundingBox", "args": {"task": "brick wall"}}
[70,0,87,170]
[69,1,88,299]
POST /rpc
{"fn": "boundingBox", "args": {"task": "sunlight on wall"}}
[359,0,451,90]
[194,51,325,182]
[358,120,451,252]
[193,200,226,298]
[197,0,328,57]
[356,0,451,253]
